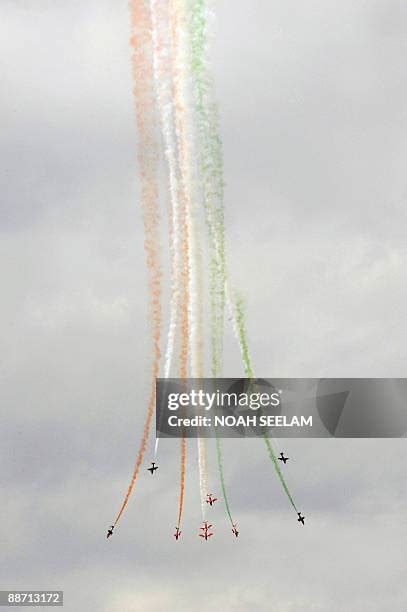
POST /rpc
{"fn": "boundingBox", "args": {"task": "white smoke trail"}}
[170,0,209,519]
[188,203,207,518]
[150,0,182,457]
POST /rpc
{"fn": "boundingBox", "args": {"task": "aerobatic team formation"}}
[107,0,306,542]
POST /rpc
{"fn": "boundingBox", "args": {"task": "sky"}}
[1,1,407,610]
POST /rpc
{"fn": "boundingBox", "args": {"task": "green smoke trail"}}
[263,434,298,512]
[234,293,254,379]
[188,0,233,527]
[231,291,300,514]
[188,0,300,522]
[215,433,234,525]
[189,0,225,377]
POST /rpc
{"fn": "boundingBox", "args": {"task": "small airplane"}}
[297,512,305,525]
[231,523,239,538]
[206,493,218,506]
[147,462,158,474]
[106,526,114,539]
[174,527,181,541]
[200,521,213,530]
[278,452,289,464]
[199,521,214,541]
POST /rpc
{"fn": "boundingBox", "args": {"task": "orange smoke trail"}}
[175,187,188,531]
[177,431,186,529]
[174,140,189,531]
[113,0,161,527]
[170,0,208,518]
[169,0,191,532]
[175,191,188,531]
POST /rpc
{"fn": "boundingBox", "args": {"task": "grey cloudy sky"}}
[1,1,406,610]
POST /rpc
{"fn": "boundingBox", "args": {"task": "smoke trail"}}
[170,4,190,386]
[177,431,186,529]
[192,234,208,519]
[175,159,189,533]
[227,288,299,513]
[235,298,254,377]
[263,434,298,512]
[191,198,208,519]
[150,0,179,382]
[170,0,210,521]
[114,0,161,526]
[189,0,226,378]
[183,72,208,520]
[226,284,254,379]
[188,0,295,510]
[187,0,231,523]
[185,207,208,520]
[150,0,181,458]
[187,1,298,524]
[215,434,234,526]
[197,436,208,518]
